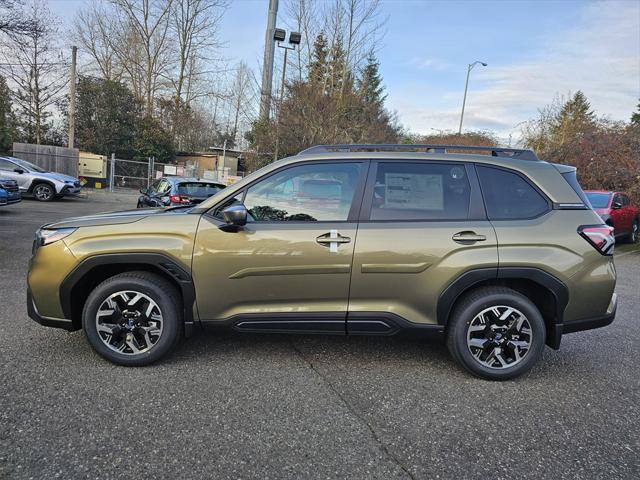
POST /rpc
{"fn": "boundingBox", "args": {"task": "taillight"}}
[169,195,191,204]
[578,225,615,255]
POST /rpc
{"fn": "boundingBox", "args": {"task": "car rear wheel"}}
[32,183,55,202]
[446,286,546,380]
[82,271,183,366]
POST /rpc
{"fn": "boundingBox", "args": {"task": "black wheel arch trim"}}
[28,179,57,194]
[437,266,569,348]
[59,253,198,333]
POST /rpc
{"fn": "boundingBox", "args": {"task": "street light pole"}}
[273,31,300,161]
[273,47,289,161]
[458,60,487,135]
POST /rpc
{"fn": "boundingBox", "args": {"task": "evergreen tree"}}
[327,38,348,95]
[75,76,140,158]
[553,91,596,144]
[308,33,328,87]
[631,101,640,126]
[0,75,16,152]
[358,52,386,111]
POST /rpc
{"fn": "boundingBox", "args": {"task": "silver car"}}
[0,156,81,201]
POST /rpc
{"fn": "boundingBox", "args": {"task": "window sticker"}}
[384,173,444,210]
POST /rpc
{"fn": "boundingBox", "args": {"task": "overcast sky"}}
[50,0,640,137]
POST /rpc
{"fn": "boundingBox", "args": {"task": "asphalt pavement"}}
[0,194,639,479]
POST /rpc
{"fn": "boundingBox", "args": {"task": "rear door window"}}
[477,165,549,220]
[177,182,224,197]
[368,162,470,221]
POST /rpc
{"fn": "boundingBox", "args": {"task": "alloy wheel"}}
[95,290,164,355]
[34,184,53,201]
[466,305,533,369]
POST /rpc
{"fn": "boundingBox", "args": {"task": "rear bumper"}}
[563,292,617,334]
[27,288,77,331]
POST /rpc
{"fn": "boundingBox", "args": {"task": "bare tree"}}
[0,0,66,144]
[171,0,227,107]
[285,0,319,81]
[328,0,385,97]
[108,0,175,115]
[73,2,122,81]
[227,61,255,144]
[0,0,38,38]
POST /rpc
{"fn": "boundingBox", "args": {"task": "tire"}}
[626,219,639,244]
[32,183,55,202]
[82,271,183,366]
[446,286,546,380]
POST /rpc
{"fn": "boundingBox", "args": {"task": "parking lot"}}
[0,194,639,479]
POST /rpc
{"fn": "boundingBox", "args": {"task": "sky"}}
[50,0,640,138]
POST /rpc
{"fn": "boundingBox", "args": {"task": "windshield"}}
[14,158,47,173]
[585,192,611,209]
[177,182,224,197]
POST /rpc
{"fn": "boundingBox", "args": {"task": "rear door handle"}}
[452,231,487,243]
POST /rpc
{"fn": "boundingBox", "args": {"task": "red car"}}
[585,190,639,243]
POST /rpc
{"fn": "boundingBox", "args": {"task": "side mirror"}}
[220,204,248,232]
[612,201,622,209]
[14,168,24,174]
[139,188,147,194]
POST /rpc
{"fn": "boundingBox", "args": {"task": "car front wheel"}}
[447,286,546,380]
[82,271,183,366]
[32,183,55,201]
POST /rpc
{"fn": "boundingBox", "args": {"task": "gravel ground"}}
[0,195,639,480]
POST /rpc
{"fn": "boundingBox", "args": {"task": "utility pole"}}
[259,0,279,120]
[68,46,77,149]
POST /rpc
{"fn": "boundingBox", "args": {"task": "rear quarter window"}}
[477,165,549,220]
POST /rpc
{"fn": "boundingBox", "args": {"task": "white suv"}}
[0,156,81,201]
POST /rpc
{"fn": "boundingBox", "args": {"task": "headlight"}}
[34,227,77,251]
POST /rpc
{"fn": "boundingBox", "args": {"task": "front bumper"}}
[27,288,77,331]
[59,185,82,196]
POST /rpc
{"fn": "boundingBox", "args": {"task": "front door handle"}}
[317,230,351,252]
[452,231,487,244]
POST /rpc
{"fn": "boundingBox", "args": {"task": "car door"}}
[610,193,629,235]
[347,160,498,332]
[0,158,21,187]
[619,194,634,234]
[192,160,367,332]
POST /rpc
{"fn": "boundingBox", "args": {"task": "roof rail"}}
[297,144,539,161]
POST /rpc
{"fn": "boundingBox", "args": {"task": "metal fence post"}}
[110,153,115,192]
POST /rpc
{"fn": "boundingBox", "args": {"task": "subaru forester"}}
[27,145,617,380]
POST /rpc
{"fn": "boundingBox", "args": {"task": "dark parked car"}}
[585,190,639,243]
[137,177,226,208]
[0,177,21,206]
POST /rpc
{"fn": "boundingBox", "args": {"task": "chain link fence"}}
[107,156,205,192]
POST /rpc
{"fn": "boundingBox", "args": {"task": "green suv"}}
[27,145,617,380]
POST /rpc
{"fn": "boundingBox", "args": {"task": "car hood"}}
[38,171,79,183]
[43,206,193,229]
